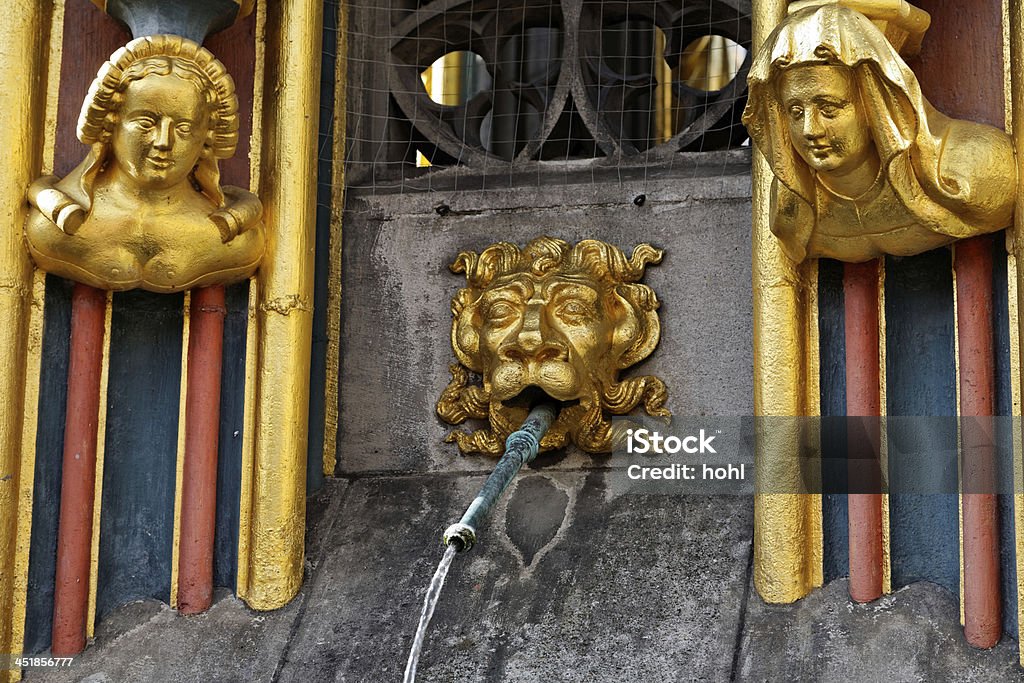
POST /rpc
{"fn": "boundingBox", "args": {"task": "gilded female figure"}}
[26,34,264,292]
[742,5,1016,263]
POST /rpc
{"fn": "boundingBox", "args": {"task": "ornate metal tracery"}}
[353,0,752,177]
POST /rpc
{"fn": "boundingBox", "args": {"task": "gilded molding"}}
[170,292,192,609]
[235,0,266,602]
[240,0,324,610]
[1008,0,1024,662]
[11,274,46,683]
[951,244,964,624]
[0,2,54,680]
[323,0,348,477]
[877,264,891,595]
[750,0,823,604]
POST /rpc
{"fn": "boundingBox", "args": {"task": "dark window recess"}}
[345,0,752,186]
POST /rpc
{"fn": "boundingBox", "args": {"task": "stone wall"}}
[338,151,755,474]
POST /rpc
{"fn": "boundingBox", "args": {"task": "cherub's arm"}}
[210,185,263,243]
[27,176,86,235]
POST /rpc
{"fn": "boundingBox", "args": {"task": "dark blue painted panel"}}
[213,282,249,590]
[818,259,849,583]
[885,250,959,595]
[991,236,1017,637]
[97,291,182,618]
[24,276,73,654]
[307,0,340,491]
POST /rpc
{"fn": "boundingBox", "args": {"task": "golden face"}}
[438,238,669,455]
[779,65,876,178]
[111,73,210,190]
[478,274,608,405]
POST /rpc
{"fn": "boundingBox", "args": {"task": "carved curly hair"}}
[76,35,238,205]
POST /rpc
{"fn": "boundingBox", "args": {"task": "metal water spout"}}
[442,402,558,552]
[403,402,558,683]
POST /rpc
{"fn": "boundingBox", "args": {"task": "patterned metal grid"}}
[344,0,752,190]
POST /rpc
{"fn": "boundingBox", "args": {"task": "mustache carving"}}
[489,359,581,403]
[437,365,669,454]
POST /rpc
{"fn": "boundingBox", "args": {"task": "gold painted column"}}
[239,0,324,609]
[0,2,52,678]
[751,0,823,603]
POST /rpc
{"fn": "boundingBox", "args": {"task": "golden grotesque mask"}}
[741,5,1016,263]
[437,237,670,455]
[26,35,265,292]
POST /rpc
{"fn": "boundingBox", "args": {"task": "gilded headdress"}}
[78,34,238,158]
[741,5,1014,262]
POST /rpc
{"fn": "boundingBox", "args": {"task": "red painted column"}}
[907,0,1005,651]
[173,19,254,614]
[844,259,884,603]
[176,285,227,614]
[51,284,106,655]
[954,235,1001,648]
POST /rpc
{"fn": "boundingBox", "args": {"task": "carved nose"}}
[154,119,173,150]
[802,110,824,139]
[500,340,568,363]
[499,301,569,362]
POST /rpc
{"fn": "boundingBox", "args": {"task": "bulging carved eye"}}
[788,105,803,120]
[556,300,592,324]
[485,300,517,324]
[177,122,193,135]
[134,116,156,131]
[820,104,841,119]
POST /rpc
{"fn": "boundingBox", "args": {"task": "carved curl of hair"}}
[449,237,663,331]
[451,236,662,289]
[77,34,239,158]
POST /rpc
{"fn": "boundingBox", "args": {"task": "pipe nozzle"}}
[442,523,476,553]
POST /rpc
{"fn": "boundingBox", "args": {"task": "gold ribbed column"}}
[751,0,824,603]
[0,2,54,680]
[240,0,324,610]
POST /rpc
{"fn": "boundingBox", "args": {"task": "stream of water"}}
[403,543,459,683]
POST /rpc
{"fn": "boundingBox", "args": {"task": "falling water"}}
[403,543,459,683]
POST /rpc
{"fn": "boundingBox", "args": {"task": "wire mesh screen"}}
[344,0,753,192]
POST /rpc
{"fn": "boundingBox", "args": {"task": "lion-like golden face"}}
[479,274,609,404]
[437,237,670,455]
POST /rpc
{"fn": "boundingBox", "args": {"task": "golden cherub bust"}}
[26,34,264,292]
[437,237,670,455]
[741,4,1016,263]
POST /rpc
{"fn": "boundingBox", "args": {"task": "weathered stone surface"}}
[736,579,1024,682]
[24,480,350,683]
[276,472,754,682]
[339,163,754,473]
[23,475,1024,681]
[25,592,299,683]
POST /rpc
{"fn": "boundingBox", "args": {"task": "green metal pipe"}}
[442,403,558,552]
